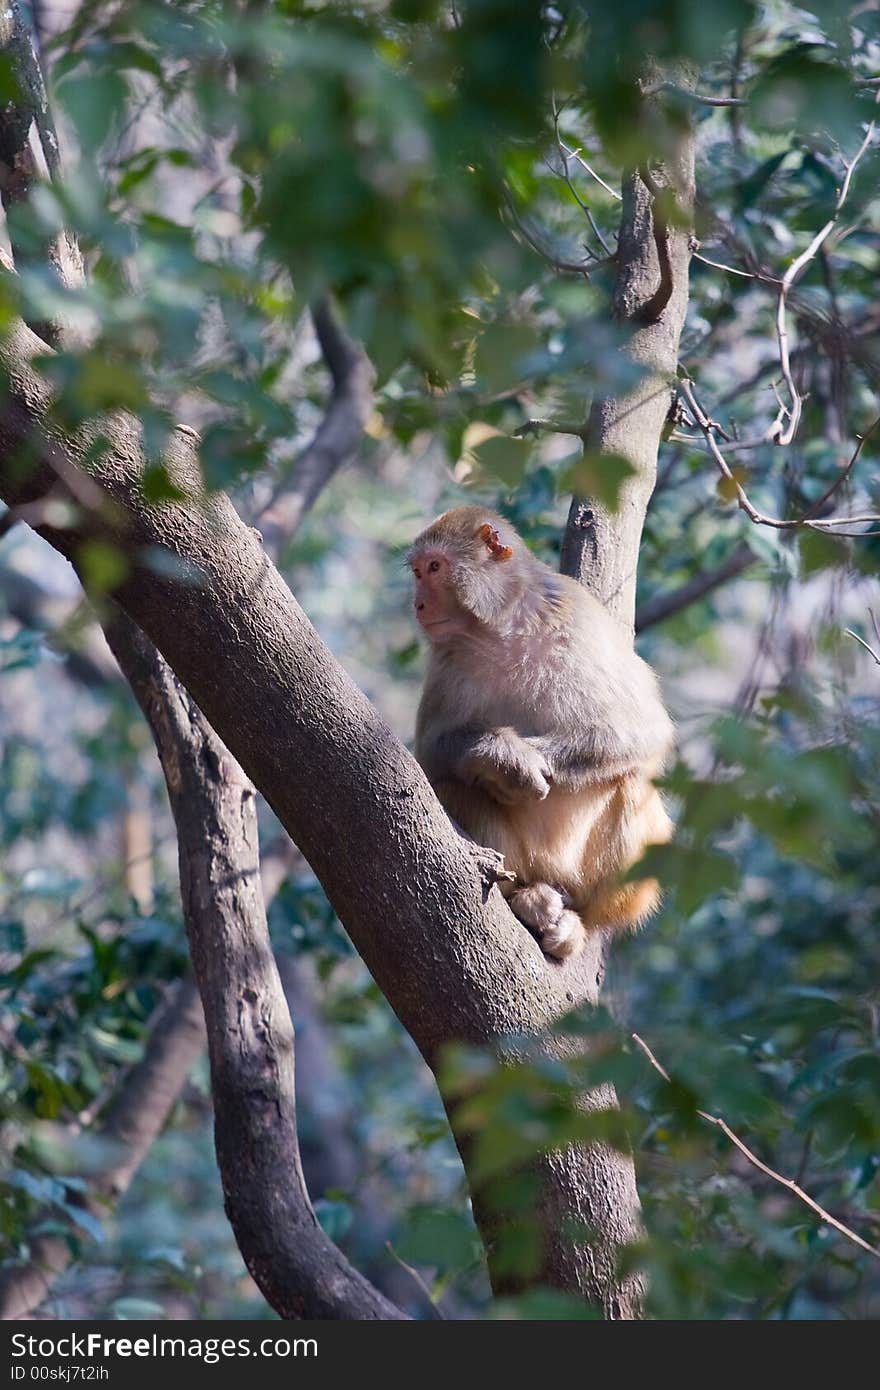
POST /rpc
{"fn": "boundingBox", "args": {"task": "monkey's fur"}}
[408,506,673,959]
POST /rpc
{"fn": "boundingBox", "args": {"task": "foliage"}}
[0,0,879,1320]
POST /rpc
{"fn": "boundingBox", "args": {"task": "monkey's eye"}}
[412,567,422,580]
[428,559,441,574]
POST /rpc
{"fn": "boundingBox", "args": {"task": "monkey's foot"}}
[509,883,585,960]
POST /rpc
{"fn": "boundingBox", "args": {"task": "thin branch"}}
[771,110,877,447]
[503,191,607,276]
[514,417,587,440]
[691,243,782,285]
[679,377,880,536]
[257,298,375,549]
[385,1242,446,1320]
[0,560,119,687]
[802,416,880,519]
[556,138,622,201]
[631,1032,880,1261]
[844,625,880,666]
[635,542,756,632]
[642,80,748,108]
[550,103,614,257]
[0,2,85,342]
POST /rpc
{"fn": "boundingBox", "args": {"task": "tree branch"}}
[256,298,375,549]
[631,1032,880,1261]
[561,73,696,631]
[0,2,85,340]
[641,81,747,107]
[680,377,880,536]
[635,542,756,632]
[844,620,880,667]
[102,614,405,1320]
[770,109,877,448]
[0,561,119,687]
[0,16,399,1318]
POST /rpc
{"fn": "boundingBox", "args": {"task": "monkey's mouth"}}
[420,617,455,632]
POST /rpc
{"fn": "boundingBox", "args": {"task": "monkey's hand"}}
[458,728,553,805]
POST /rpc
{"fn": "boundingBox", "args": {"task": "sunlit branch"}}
[631,1032,880,1261]
[641,80,748,108]
[771,109,877,447]
[679,377,880,537]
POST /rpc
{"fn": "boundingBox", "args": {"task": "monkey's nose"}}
[415,600,425,612]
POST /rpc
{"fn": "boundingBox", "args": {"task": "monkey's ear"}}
[476,523,513,562]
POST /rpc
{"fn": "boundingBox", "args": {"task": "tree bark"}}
[561,85,696,635]
[553,79,697,1317]
[103,615,404,1320]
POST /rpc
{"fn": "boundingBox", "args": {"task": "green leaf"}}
[474,322,540,394]
[77,541,129,595]
[25,1061,65,1119]
[61,1202,105,1245]
[396,1206,481,1271]
[57,71,129,154]
[470,431,532,487]
[751,48,865,144]
[559,451,636,510]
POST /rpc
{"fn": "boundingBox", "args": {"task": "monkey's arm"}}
[528,718,671,790]
[419,725,553,804]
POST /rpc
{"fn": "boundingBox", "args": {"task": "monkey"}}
[407,505,673,959]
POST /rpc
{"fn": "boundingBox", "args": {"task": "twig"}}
[802,417,880,519]
[642,80,747,108]
[771,109,877,447]
[551,104,614,257]
[256,298,374,548]
[679,377,880,536]
[635,542,756,632]
[631,1032,880,1261]
[556,138,622,202]
[844,626,880,666]
[503,191,610,276]
[692,249,769,281]
[385,1242,446,1320]
[515,417,587,440]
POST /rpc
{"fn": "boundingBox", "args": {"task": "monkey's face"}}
[408,509,521,637]
[410,548,473,642]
